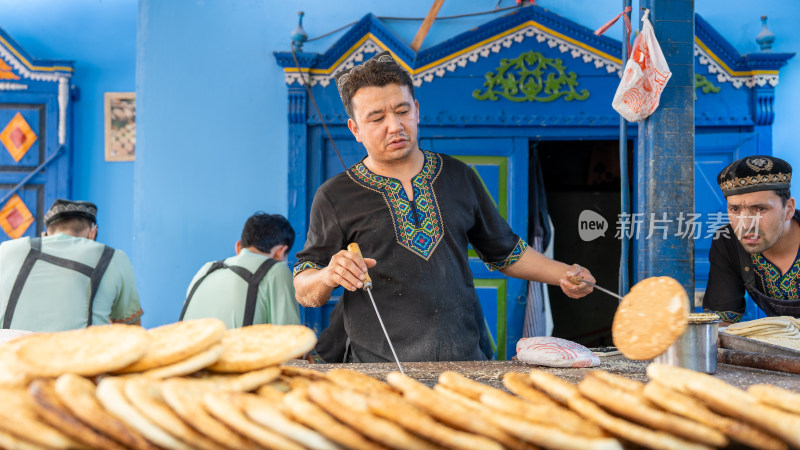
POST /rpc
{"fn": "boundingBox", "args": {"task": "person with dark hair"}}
[704,156,799,324]
[180,213,300,328]
[293,52,595,363]
[0,199,142,331]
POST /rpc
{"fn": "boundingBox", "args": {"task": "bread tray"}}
[719,331,800,358]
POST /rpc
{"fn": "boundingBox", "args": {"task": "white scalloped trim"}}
[0,43,72,82]
[695,43,778,89]
[0,82,27,90]
[284,24,622,87]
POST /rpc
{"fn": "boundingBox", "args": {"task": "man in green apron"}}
[0,199,142,331]
[181,213,300,328]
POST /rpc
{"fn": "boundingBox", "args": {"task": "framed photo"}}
[104,92,136,162]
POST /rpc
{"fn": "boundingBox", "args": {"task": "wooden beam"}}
[411,0,446,52]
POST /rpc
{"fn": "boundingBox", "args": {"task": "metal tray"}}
[719,331,800,358]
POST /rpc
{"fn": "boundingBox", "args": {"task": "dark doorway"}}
[530,140,633,347]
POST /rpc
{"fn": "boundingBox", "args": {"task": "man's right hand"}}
[322,249,377,291]
[294,249,377,307]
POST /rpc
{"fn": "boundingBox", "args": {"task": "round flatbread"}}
[207,325,317,373]
[142,343,225,379]
[117,318,226,373]
[28,379,127,450]
[15,324,149,377]
[0,386,82,449]
[612,276,689,360]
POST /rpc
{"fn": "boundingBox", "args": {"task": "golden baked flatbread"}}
[308,382,439,450]
[683,376,800,448]
[566,393,708,450]
[0,428,40,450]
[200,366,281,391]
[281,365,329,381]
[584,370,645,394]
[281,387,388,450]
[386,372,526,450]
[54,374,157,450]
[118,318,226,373]
[159,378,257,449]
[325,369,397,396]
[29,379,126,450]
[644,381,787,450]
[612,277,689,360]
[0,386,83,449]
[15,324,149,377]
[748,384,800,416]
[242,393,340,450]
[578,371,728,447]
[142,342,225,379]
[203,390,305,450]
[0,339,29,387]
[96,376,191,450]
[479,389,606,438]
[123,377,224,450]
[502,371,560,406]
[438,371,498,400]
[366,390,502,450]
[208,324,317,372]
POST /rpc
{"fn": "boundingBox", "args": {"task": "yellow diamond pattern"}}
[0,194,34,239]
[0,112,37,162]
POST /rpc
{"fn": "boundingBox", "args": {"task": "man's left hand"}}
[559,264,594,299]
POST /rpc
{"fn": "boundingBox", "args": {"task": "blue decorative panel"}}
[277,5,793,358]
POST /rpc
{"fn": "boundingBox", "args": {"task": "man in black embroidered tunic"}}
[293,52,595,362]
[703,156,799,324]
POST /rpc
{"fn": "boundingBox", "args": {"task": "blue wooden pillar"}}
[636,0,695,297]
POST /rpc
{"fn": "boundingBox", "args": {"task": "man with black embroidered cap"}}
[703,156,799,324]
[293,51,595,363]
[0,199,142,331]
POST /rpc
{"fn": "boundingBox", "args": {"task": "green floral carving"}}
[472,51,589,103]
[695,73,721,100]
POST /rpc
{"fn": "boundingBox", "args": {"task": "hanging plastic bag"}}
[612,10,672,122]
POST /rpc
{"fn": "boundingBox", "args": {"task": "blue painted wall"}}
[5,0,799,327]
[3,0,137,256]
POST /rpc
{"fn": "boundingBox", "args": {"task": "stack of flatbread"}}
[1,318,799,449]
[724,316,800,350]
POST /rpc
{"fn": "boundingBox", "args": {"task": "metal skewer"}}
[348,243,405,375]
[569,276,624,302]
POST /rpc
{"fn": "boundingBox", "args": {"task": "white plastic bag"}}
[612,10,672,122]
[516,336,600,368]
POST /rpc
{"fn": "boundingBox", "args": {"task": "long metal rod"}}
[365,288,405,374]
[581,279,624,302]
[619,0,632,298]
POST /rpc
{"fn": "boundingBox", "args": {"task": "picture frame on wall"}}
[104,92,135,162]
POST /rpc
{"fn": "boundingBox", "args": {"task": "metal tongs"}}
[569,275,623,302]
[348,243,405,375]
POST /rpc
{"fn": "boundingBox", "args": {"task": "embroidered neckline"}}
[751,251,800,300]
[347,150,444,260]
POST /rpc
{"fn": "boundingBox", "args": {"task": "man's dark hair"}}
[775,188,792,206]
[338,59,415,120]
[241,213,294,253]
[47,217,93,235]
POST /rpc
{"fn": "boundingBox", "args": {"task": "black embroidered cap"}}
[334,51,399,99]
[717,156,792,196]
[43,199,98,228]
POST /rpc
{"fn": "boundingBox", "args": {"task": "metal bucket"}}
[654,314,720,374]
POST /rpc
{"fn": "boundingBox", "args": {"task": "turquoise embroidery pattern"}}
[705,309,743,323]
[293,261,323,277]
[751,253,800,299]
[485,238,528,271]
[348,151,444,260]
